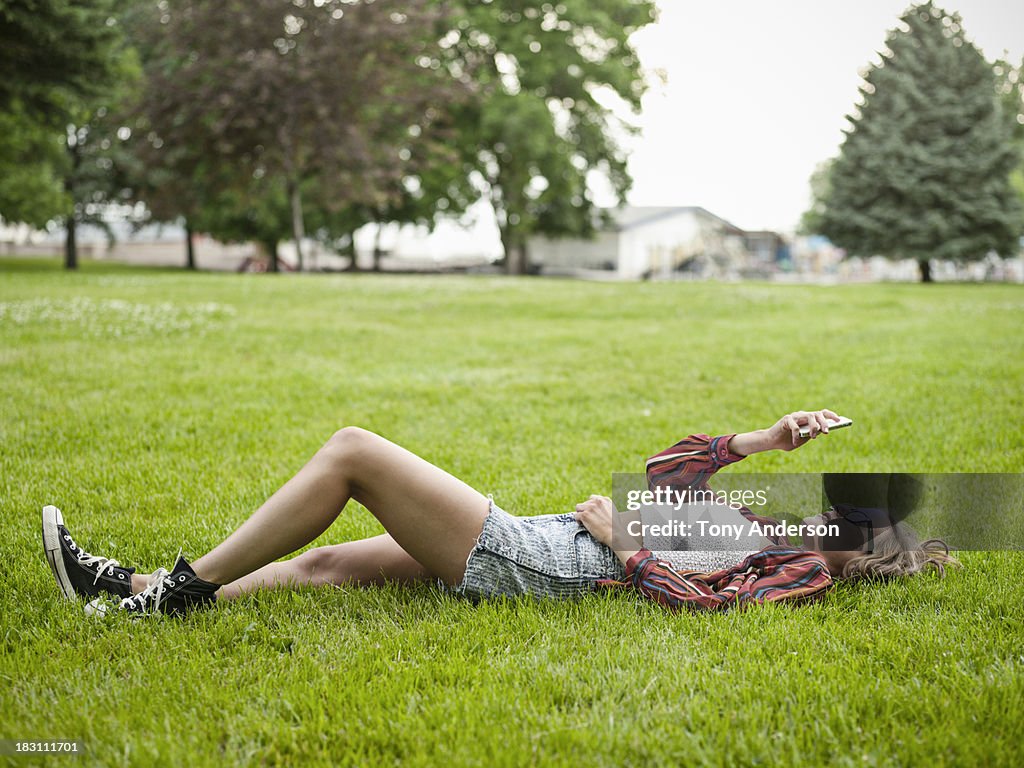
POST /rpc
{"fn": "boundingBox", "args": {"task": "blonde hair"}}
[841,520,960,581]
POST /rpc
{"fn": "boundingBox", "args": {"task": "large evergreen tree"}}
[994,55,1024,236]
[819,1,1021,282]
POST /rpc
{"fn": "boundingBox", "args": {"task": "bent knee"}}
[323,426,382,467]
[329,425,369,446]
[296,546,348,586]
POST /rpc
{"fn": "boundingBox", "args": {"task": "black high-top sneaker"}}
[110,555,221,617]
[42,505,136,601]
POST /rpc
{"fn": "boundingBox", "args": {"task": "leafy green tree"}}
[61,94,143,269]
[994,55,1024,237]
[0,104,66,226]
[128,0,465,272]
[820,2,1021,282]
[121,142,235,270]
[0,0,125,117]
[439,0,656,274]
[0,0,134,263]
[347,128,480,272]
[192,175,294,271]
[186,173,381,273]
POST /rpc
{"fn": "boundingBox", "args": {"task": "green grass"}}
[2,257,1022,767]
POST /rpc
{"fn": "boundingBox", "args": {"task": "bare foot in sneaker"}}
[42,505,137,601]
[105,556,220,617]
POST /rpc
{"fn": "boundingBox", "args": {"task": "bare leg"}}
[189,427,490,587]
[218,534,430,600]
[129,535,428,598]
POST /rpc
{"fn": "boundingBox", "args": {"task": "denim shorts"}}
[445,496,628,601]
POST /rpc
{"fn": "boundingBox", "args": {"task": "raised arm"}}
[646,409,844,492]
[645,433,745,493]
[727,409,843,455]
[576,409,848,595]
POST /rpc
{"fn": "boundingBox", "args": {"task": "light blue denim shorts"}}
[445,496,627,601]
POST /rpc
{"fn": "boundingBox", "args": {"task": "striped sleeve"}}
[623,549,731,610]
[645,433,745,492]
[621,547,834,612]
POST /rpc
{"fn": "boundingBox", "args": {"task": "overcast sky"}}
[618,0,1024,233]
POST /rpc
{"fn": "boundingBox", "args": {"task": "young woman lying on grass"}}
[42,409,957,616]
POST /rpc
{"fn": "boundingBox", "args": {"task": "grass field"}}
[2,257,1022,767]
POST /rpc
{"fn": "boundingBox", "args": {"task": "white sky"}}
[619,0,1024,233]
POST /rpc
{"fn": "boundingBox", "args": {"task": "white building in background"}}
[2,204,766,277]
[526,206,755,280]
[0,199,504,272]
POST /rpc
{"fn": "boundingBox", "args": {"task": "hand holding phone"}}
[799,416,853,438]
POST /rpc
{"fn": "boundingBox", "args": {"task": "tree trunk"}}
[265,240,280,273]
[64,140,80,270]
[918,258,933,283]
[345,231,359,272]
[501,227,528,275]
[510,245,524,275]
[185,220,196,270]
[65,211,78,270]
[288,179,306,272]
[373,223,383,272]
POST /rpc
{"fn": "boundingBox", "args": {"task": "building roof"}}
[605,206,744,234]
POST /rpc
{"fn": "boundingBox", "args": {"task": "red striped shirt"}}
[599,434,833,611]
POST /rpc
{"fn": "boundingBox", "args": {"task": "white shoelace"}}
[64,533,123,584]
[122,567,173,613]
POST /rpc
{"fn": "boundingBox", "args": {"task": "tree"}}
[50,32,141,270]
[0,0,125,116]
[0,0,133,260]
[193,175,295,271]
[994,55,1024,237]
[798,158,834,236]
[120,142,237,270]
[0,104,66,227]
[61,90,144,270]
[345,126,481,272]
[127,0,467,272]
[819,1,1021,282]
[438,0,656,274]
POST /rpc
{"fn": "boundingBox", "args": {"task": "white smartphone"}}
[799,416,853,438]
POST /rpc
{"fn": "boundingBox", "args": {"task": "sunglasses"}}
[829,504,892,553]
